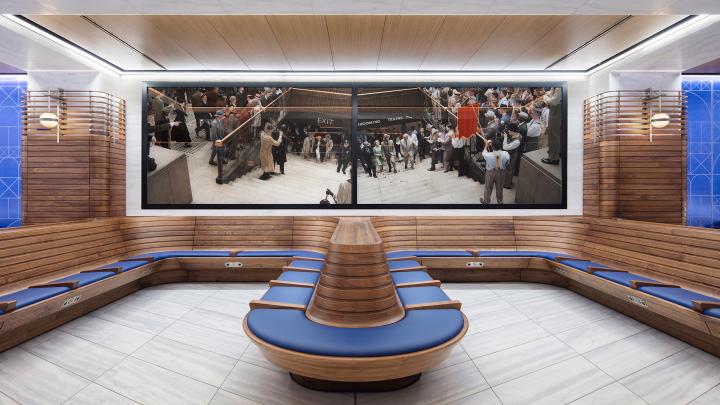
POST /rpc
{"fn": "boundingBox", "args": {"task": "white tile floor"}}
[0,282,719,404]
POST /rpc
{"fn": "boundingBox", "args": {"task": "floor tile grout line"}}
[466,350,506,405]
[684,380,720,404]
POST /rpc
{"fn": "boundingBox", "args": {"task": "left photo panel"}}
[144,86,353,206]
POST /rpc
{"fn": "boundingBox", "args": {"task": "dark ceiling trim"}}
[81,16,167,70]
[545,15,634,70]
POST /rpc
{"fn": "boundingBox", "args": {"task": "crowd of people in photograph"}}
[356,86,562,204]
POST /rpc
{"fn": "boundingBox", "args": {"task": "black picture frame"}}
[141,81,568,210]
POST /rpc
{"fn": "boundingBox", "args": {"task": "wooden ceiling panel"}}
[463,15,566,70]
[143,16,248,70]
[377,16,445,70]
[266,16,333,70]
[551,15,688,70]
[326,15,385,71]
[210,16,290,70]
[87,15,204,70]
[506,15,628,70]
[419,15,506,70]
[27,15,161,70]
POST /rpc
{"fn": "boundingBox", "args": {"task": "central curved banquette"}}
[0,215,718,361]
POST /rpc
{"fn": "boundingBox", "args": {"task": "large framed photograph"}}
[141,82,567,209]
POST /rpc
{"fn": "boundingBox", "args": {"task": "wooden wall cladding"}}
[514,216,588,257]
[371,216,418,251]
[291,217,339,254]
[194,217,294,250]
[416,217,517,250]
[120,217,196,256]
[583,91,686,224]
[22,91,126,225]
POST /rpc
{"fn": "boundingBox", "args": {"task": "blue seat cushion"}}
[101,261,148,272]
[478,250,568,260]
[288,260,324,271]
[560,260,608,272]
[128,251,232,260]
[392,271,433,285]
[706,308,720,318]
[247,308,464,356]
[52,271,117,287]
[594,271,657,288]
[638,286,720,312]
[386,251,418,259]
[387,250,473,258]
[236,250,325,259]
[260,286,314,305]
[277,271,320,285]
[388,260,422,270]
[0,287,71,315]
[397,286,450,306]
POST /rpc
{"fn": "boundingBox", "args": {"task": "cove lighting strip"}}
[0,14,713,78]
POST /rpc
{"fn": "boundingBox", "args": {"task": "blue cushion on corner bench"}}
[388,260,422,270]
[277,271,320,285]
[128,251,232,260]
[478,251,569,261]
[260,286,314,305]
[52,271,118,287]
[559,260,608,272]
[397,286,450,306]
[247,308,464,357]
[593,271,657,288]
[236,250,325,259]
[0,286,71,315]
[387,250,472,258]
[706,308,720,318]
[391,271,433,285]
[638,286,720,312]
[288,260,324,271]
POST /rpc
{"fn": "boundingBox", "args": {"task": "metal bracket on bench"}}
[465,261,484,268]
[225,262,243,268]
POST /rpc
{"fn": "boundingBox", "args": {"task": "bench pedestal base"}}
[290,373,421,392]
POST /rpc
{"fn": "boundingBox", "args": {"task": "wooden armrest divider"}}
[282,266,321,273]
[268,280,315,288]
[389,266,427,273]
[29,281,79,290]
[404,300,462,311]
[386,256,417,262]
[249,300,307,310]
[630,280,679,289]
[692,300,720,312]
[293,256,324,262]
[395,280,442,288]
[587,266,624,274]
[554,256,580,262]
[82,267,122,274]
[466,249,480,257]
[121,256,154,263]
[0,301,17,312]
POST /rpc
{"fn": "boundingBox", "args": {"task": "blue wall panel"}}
[683,79,720,228]
[0,77,25,228]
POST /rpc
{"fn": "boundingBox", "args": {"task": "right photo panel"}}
[356,86,565,206]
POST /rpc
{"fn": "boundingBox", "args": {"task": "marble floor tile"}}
[179,307,247,336]
[21,330,125,380]
[222,361,353,405]
[461,319,549,358]
[555,314,649,353]
[211,288,265,304]
[196,296,252,319]
[0,392,18,405]
[492,356,614,405]
[473,336,577,386]
[621,348,720,404]
[429,345,471,372]
[461,298,515,319]
[66,383,139,405]
[240,344,284,373]
[96,357,217,405]
[449,388,502,405]
[90,304,176,334]
[0,348,90,405]
[465,306,529,336]
[511,294,607,320]
[357,361,489,405]
[149,282,221,295]
[584,328,688,379]
[111,294,194,319]
[690,383,720,404]
[160,320,251,359]
[569,382,645,405]
[59,316,154,354]
[134,289,210,306]
[132,336,238,387]
[533,302,616,334]
[209,389,261,405]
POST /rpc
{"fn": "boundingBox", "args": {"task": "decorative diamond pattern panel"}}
[0,78,25,228]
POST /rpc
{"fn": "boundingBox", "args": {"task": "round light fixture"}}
[650,112,670,129]
[39,112,59,128]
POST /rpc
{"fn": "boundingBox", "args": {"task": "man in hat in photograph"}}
[208,110,226,166]
[502,123,522,189]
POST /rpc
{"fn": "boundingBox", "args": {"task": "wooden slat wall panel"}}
[583,91,686,224]
[416,217,516,250]
[194,217,294,250]
[513,216,589,257]
[22,91,126,225]
[291,217,339,254]
[119,217,196,256]
[371,216,418,252]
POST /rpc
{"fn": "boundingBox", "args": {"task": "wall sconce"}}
[650,112,670,128]
[39,111,59,128]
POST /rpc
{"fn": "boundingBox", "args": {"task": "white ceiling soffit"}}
[2,0,720,15]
